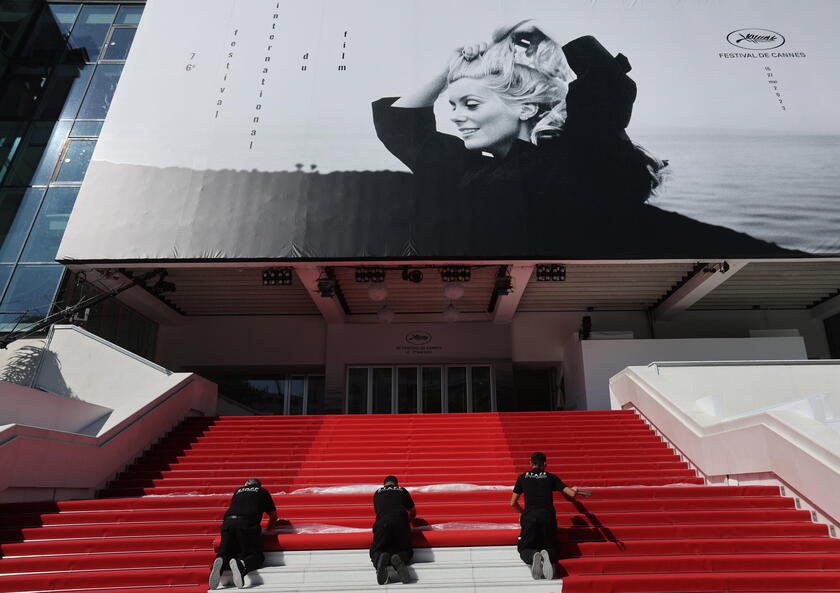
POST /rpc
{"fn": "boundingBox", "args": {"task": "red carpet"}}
[1,410,838,592]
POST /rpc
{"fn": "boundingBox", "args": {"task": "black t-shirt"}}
[513,470,567,513]
[373,485,415,519]
[225,486,276,522]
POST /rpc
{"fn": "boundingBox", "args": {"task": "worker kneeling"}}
[370,475,416,585]
[209,478,278,589]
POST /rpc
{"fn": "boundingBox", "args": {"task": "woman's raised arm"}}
[391,69,448,108]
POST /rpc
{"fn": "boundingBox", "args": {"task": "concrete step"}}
[208,547,562,592]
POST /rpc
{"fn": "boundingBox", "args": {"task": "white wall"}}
[578,337,807,410]
[37,326,197,434]
[156,315,327,369]
[654,310,830,359]
[0,381,111,435]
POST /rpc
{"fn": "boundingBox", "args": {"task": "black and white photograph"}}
[57,0,840,261]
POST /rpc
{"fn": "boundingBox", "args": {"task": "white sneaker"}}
[229,558,245,588]
[540,550,554,580]
[531,551,543,579]
[208,557,224,589]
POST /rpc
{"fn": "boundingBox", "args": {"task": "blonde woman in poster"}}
[372,20,799,257]
[373,21,663,220]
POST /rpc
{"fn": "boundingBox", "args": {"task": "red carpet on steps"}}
[1,410,839,592]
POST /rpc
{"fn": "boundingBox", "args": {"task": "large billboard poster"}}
[58,0,840,261]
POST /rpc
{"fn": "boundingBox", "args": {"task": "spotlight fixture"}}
[316,278,336,298]
[440,265,471,283]
[580,315,592,340]
[703,261,731,274]
[493,275,513,296]
[355,266,386,283]
[367,284,388,302]
[536,263,566,282]
[148,270,176,295]
[401,268,423,283]
[262,267,293,286]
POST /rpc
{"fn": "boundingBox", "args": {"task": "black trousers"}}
[217,516,265,574]
[517,509,558,564]
[369,514,413,565]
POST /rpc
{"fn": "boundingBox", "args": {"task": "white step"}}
[209,546,563,592]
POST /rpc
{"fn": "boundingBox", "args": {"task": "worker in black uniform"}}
[209,478,278,589]
[370,475,416,585]
[511,452,579,580]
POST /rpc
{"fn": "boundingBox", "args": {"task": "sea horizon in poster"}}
[57,0,840,261]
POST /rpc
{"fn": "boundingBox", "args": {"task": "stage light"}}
[443,303,459,323]
[443,281,464,301]
[580,315,592,340]
[368,284,388,302]
[262,267,292,286]
[440,265,471,283]
[317,278,336,298]
[376,304,395,324]
[402,268,423,283]
[494,276,513,296]
[355,266,385,283]
[536,264,565,282]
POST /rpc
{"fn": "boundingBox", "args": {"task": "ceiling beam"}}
[653,261,747,322]
[811,291,840,320]
[296,266,346,324]
[85,269,184,325]
[493,265,534,324]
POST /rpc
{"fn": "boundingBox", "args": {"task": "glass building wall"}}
[0,1,143,331]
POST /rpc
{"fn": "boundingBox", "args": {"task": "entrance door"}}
[346,365,495,413]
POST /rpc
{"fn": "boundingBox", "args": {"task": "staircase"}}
[1,410,839,592]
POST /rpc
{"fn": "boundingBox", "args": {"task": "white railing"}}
[0,325,216,503]
[610,360,840,530]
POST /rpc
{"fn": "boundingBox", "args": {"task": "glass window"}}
[472,366,492,412]
[103,27,136,60]
[0,121,26,184]
[307,375,326,415]
[289,376,305,415]
[35,62,94,120]
[115,5,144,25]
[215,378,285,414]
[0,263,63,327]
[0,264,12,302]
[371,367,392,414]
[20,187,79,262]
[0,188,44,262]
[68,5,118,61]
[76,64,122,119]
[0,70,46,120]
[22,5,72,61]
[0,2,40,50]
[347,368,367,414]
[422,367,442,413]
[397,367,418,413]
[70,120,103,137]
[54,139,95,183]
[48,4,81,37]
[3,121,72,187]
[447,367,467,413]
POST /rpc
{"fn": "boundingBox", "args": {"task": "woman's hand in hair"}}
[458,42,488,61]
